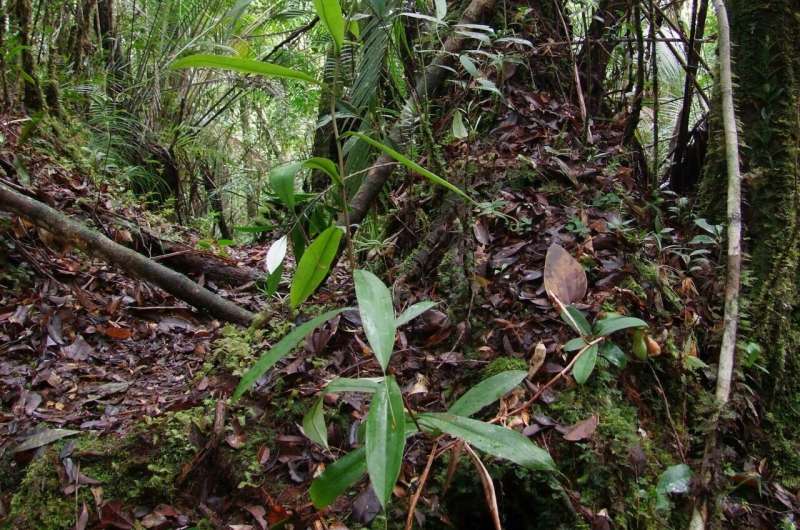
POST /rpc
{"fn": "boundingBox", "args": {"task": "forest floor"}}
[1,84,795,529]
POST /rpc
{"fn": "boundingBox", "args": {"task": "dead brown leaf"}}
[543,243,587,304]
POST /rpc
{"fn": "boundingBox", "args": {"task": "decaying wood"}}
[0,182,255,325]
[343,0,498,228]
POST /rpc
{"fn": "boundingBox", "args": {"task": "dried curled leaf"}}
[543,243,587,304]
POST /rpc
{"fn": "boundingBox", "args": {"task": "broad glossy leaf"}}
[303,397,328,449]
[312,0,346,51]
[594,316,648,337]
[563,337,586,352]
[232,308,348,401]
[270,162,302,210]
[572,344,598,385]
[354,270,396,372]
[395,301,436,327]
[264,263,283,296]
[560,305,592,336]
[303,157,341,185]
[346,132,475,204]
[171,54,317,84]
[290,226,344,309]
[418,413,555,471]
[600,341,627,368]
[309,447,367,509]
[448,370,527,417]
[365,377,405,507]
[325,377,383,394]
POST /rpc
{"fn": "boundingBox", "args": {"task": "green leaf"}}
[325,377,383,394]
[309,447,367,509]
[171,54,317,84]
[434,0,447,19]
[303,157,341,185]
[452,110,468,139]
[312,0,346,51]
[459,55,479,77]
[366,377,406,507]
[264,263,283,296]
[290,226,344,309]
[345,132,475,204]
[572,344,598,384]
[563,337,586,352]
[594,316,648,337]
[656,464,692,511]
[560,305,592,336]
[232,308,348,401]
[303,397,328,449]
[418,413,555,471]
[354,270,396,372]
[448,370,527,417]
[270,162,302,210]
[600,341,627,368]
[395,301,436,327]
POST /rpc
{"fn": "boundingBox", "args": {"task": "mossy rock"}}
[4,405,279,530]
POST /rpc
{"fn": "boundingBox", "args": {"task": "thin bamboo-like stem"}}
[689,0,742,527]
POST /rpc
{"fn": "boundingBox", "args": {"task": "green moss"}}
[7,408,209,529]
[482,356,527,378]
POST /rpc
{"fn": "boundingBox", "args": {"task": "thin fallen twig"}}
[404,438,440,530]
[463,443,503,530]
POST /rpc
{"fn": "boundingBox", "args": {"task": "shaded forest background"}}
[0,0,799,529]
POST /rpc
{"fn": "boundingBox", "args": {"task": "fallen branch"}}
[0,182,255,325]
[689,0,742,526]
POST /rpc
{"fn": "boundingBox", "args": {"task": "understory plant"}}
[232,269,556,510]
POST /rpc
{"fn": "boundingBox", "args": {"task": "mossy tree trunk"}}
[700,0,800,483]
[12,0,44,112]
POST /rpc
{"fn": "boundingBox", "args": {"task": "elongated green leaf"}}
[270,162,301,210]
[395,301,436,327]
[290,226,344,309]
[232,308,348,401]
[303,157,341,185]
[303,397,328,449]
[171,54,317,84]
[346,132,475,204]
[656,463,692,511]
[309,447,367,509]
[418,413,555,471]
[325,377,383,394]
[312,0,346,51]
[448,371,527,417]
[560,305,592,336]
[366,377,406,507]
[354,270,396,372]
[594,316,648,337]
[572,344,598,385]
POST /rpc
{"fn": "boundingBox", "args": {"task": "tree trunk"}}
[201,166,232,240]
[12,0,44,112]
[699,0,800,483]
[0,183,255,325]
[577,0,630,116]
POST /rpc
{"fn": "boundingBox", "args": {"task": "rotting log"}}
[0,182,255,325]
[342,0,497,228]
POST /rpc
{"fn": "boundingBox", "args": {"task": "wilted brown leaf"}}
[543,243,587,304]
[563,414,598,441]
